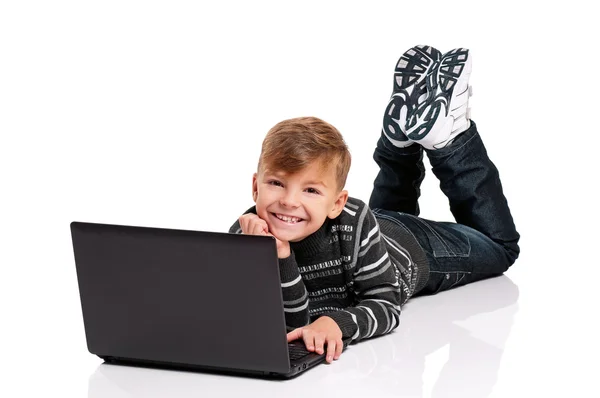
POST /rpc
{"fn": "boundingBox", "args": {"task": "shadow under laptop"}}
[88,274,519,398]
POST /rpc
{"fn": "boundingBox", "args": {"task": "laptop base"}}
[100,354,324,379]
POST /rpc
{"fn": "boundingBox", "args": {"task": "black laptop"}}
[70,221,349,378]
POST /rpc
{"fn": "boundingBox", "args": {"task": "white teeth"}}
[275,214,302,223]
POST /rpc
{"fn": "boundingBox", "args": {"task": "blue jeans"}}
[369,121,520,295]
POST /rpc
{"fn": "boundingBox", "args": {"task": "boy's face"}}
[252,160,349,243]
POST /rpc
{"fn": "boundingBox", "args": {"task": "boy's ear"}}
[328,190,349,219]
[252,173,258,203]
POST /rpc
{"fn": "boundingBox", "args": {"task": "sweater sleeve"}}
[324,207,404,342]
[277,252,311,330]
[229,215,310,330]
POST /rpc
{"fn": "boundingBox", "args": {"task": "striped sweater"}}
[229,197,429,343]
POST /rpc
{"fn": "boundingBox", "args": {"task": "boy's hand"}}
[238,214,290,258]
[286,316,343,364]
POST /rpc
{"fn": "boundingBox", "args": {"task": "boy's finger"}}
[250,219,267,234]
[239,215,254,233]
[286,328,303,342]
[239,214,252,224]
[334,339,343,360]
[251,222,265,235]
[313,335,325,355]
[300,331,315,352]
[326,340,337,363]
[259,220,269,234]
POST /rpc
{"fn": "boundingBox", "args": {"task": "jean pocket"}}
[412,218,471,258]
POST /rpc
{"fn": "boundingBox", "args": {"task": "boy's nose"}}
[280,191,300,208]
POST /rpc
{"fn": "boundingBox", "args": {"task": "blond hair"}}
[258,116,351,191]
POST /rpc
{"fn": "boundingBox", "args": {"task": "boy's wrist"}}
[278,245,291,259]
[276,240,291,258]
[323,311,357,340]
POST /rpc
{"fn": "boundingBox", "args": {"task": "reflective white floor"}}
[87,275,520,398]
[79,267,597,398]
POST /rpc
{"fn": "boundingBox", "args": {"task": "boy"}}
[229,45,520,364]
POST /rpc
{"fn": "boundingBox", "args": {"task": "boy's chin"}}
[270,227,309,243]
[273,231,307,243]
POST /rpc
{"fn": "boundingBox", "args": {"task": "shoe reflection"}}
[88,275,518,398]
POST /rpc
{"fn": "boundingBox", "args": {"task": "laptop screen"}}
[71,222,291,374]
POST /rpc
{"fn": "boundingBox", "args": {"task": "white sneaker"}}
[382,45,441,148]
[406,48,473,150]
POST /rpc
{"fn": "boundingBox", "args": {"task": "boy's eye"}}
[268,180,283,187]
[306,187,320,195]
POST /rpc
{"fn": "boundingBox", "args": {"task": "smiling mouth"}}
[272,213,304,224]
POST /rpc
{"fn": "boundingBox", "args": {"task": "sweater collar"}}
[290,218,331,259]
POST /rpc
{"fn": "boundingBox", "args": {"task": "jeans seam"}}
[411,217,454,256]
[452,273,466,288]
[412,217,471,258]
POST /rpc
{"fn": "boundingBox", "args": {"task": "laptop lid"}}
[71,221,292,375]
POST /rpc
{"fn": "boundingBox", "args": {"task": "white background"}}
[1,1,598,396]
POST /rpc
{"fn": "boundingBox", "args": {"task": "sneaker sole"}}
[407,48,472,142]
[383,45,441,145]
[393,45,442,95]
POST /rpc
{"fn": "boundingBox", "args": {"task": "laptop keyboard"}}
[288,343,313,361]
